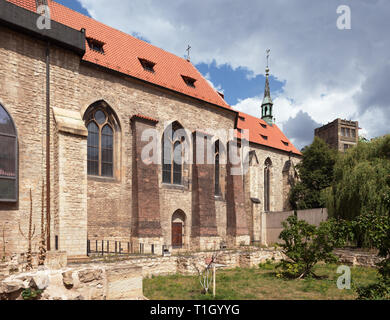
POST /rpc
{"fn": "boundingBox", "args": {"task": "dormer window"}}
[239,116,246,121]
[260,123,267,129]
[139,58,156,73]
[260,134,268,140]
[87,38,105,54]
[281,140,289,146]
[182,75,196,88]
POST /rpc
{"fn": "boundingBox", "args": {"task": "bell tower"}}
[261,49,274,125]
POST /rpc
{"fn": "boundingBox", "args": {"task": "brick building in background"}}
[314,118,360,152]
[0,0,301,260]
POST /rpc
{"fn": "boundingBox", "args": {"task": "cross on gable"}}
[266,49,271,68]
[186,45,191,61]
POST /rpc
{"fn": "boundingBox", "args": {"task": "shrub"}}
[357,281,390,300]
[22,288,43,300]
[258,259,274,270]
[276,215,346,279]
[356,214,390,300]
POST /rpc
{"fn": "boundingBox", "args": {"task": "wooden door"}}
[172,222,183,248]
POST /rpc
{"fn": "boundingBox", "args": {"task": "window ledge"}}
[162,183,185,191]
[88,175,117,183]
[214,195,225,202]
[0,199,17,203]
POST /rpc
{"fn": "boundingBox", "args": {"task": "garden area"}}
[144,263,377,300]
[146,134,390,300]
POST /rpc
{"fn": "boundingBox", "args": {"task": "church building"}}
[0,0,301,260]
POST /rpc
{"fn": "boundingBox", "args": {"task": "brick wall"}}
[0,24,303,257]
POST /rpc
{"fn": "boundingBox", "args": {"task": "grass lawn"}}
[143,263,378,300]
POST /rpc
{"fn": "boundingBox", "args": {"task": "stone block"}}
[45,251,67,270]
[105,266,143,300]
[78,268,103,283]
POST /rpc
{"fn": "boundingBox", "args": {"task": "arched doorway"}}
[171,210,186,248]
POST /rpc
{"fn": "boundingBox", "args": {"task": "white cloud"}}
[233,96,262,117]
[203,72,224,94]
[78,0,390,147]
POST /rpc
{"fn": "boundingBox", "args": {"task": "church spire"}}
[261,49,274,125]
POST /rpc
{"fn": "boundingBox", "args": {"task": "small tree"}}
[19,189,36,271]
[38,180,46,266]
[276,215,345,279]
[193,249,221,294]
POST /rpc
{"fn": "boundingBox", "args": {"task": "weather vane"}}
[186,45,191,61]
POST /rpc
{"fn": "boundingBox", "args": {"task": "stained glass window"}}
[215,141,220,195]
[162,122,184,185]
[0,104,17,202]
[86,109,115,178]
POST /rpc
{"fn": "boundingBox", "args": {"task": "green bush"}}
[22,288,43,300]
[276,215,346,279]
[356,215,390,300]
[357,281,390,300]
[258,259,274,270]
[289,137,337,210]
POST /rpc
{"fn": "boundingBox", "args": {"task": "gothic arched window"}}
[162,122,185,185]
[264,158,272,212]
[215,141,220,195]
[0,104,17,202]
[85,107,116,177]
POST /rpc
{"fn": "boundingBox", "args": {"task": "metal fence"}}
[87,240,132,256]
[87,240,167,256]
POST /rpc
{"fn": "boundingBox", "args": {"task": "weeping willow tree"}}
[323,135,390,247]
[325,135,390,219]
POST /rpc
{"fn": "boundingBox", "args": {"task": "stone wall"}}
[0,264,143,300]
[0,247,285,300]
[243,144,301,246]
[265,208,328,245]
[0,26,49,258]
[334,249,383,268]
[0,21,303,258]
[297,208,328,226]
[0,25,235,257]
[1,246,382,300]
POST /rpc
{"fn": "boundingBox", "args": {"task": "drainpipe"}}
[46,42,51,251]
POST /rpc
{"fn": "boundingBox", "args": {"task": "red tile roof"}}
[236,112,302,156]
[131,114,159,124]
[7,0,301,156]
[7,0,230,110]
[7,0,35,11]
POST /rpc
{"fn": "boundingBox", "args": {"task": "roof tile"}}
[7,0,230,110]
[236,112,302,156]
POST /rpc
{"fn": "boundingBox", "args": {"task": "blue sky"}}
[196,62,285,106]
[54,0,390,150]
[56,0,90,16]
